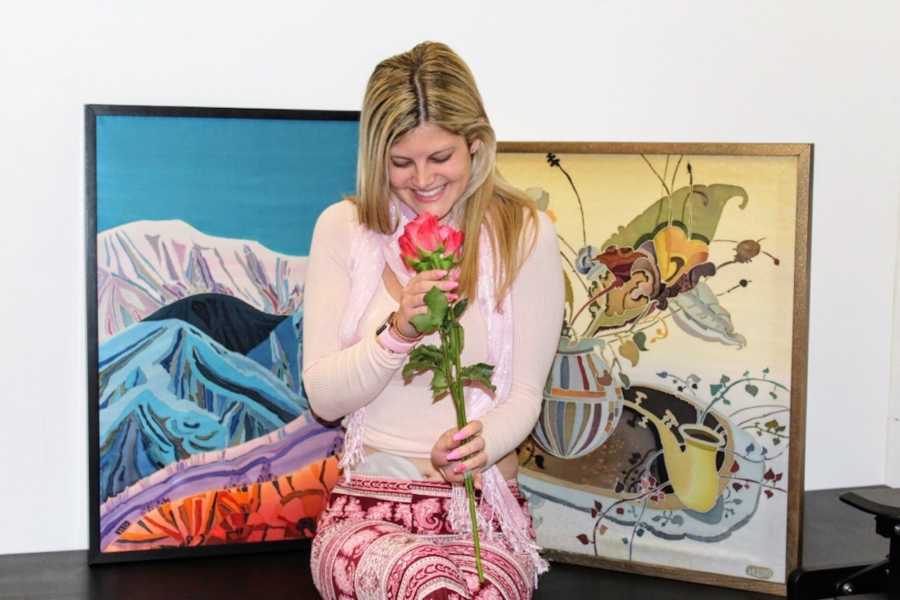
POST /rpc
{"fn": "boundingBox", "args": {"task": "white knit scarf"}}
[335,198,548,585]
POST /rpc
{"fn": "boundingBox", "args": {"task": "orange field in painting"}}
[105,457,339,551]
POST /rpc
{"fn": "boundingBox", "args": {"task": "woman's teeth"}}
[414,184,445,199]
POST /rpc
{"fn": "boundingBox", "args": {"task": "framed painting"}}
[85,105,358,563]
[497,142,812,595]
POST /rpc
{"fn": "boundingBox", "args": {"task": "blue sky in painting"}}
[96,115,358,256]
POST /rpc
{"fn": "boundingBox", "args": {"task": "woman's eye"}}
[391,160,412,168]
[431,154,451,164]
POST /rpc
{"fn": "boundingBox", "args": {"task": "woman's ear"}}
[469,139,482,155]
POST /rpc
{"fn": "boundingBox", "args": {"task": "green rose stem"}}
[439,318,484,583]
[405,286,490,584]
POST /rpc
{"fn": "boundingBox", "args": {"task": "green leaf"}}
[410,313,438,335]
[460,363,496,391]
[745,383,759,397]
[619,372,631,389]
[720,374,731,385]
[430,369,450,397]
[452,298,469,319]
[764,419,780,430]
[633,331,648,351]
[424,286,448,324]
[402,345,442,380]
[710,383,723,396]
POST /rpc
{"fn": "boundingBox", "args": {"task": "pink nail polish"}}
[453,432,465,442]
[454,464,467,474]
[446,450,459,461]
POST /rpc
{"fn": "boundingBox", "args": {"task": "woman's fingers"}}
[449,451,487,476]
[452,420,483,442]
[445,436,484,462]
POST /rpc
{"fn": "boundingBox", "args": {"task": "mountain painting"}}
[86,106,359,562]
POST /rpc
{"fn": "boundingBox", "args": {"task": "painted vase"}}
[532,337,624,459]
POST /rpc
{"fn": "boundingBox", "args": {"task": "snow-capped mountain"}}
[96,219,306,341]
[98,318,305,502]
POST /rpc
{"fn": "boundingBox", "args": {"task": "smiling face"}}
[388,121,478,221]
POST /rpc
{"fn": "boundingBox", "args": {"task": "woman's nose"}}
[413,165,433,189]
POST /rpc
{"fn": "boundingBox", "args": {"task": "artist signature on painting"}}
[746,565,774,580]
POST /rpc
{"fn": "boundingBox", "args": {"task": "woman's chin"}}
[401,198,460,222]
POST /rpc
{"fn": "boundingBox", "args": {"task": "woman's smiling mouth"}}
[412,183,447,203]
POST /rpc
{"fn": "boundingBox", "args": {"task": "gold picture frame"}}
[498,142,812,595]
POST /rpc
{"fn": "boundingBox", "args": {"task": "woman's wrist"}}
[375,311,421,354]
[390,311,423,342]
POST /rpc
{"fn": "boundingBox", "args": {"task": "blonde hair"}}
[354,41,538,307]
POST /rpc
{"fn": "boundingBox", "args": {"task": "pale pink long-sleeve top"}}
[301,199,564,467]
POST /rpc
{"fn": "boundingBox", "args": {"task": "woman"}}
[303,41,564,599]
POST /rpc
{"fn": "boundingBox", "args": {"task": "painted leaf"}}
[525,186,550,211]
[602,183,749,250]
[745,383,759,397]
[670,281,747,348]
[633,331,648,351]
[576,533,590,545]
[619,340,640,366]
[584,304,646,336]
[563,271,575,321]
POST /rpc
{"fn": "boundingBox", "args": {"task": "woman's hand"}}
[431,420,486,488]
[394,269,458,338]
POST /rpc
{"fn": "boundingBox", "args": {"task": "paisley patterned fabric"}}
[311,475,538,600]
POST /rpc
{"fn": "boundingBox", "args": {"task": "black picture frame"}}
[86,105,358,564]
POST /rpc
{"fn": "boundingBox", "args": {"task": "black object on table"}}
[788,487,899,599]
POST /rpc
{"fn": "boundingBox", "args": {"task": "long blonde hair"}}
[354,41,538,307]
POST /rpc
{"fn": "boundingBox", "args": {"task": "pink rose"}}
[398,234,420,270]
[399,212,465,272]
[404,213,442,253]
[440,226,464,261]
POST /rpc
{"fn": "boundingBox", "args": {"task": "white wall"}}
[1,1,898,555]
[889,201,900,487]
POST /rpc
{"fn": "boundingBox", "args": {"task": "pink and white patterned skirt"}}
[310,475,541,599]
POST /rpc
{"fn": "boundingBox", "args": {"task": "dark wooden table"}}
[0,487,888,600]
